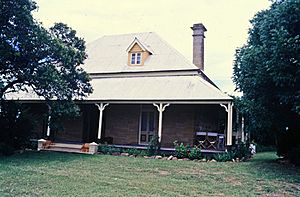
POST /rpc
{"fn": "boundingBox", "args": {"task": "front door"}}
[139,110,156,145]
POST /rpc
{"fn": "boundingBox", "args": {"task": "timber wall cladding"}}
[103,104,224,148]
[105,104,140,145]
[161,105,195,147]
[161,104,224,147]
[194,105,224,133]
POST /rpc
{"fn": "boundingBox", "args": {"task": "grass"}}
[0,152,299,196]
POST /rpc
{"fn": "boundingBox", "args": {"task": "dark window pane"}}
[148,112,154,131]
[141,134,146,142]
[131,53,136,64]
[141,112,148,131]
[137,53,141,64]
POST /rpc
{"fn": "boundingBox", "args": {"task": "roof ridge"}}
[87,32,156,45]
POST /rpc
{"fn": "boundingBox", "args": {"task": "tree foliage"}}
[0,102,37,154]
[0,0,92,101]
[0,0,93,147]
[233,0,300,156]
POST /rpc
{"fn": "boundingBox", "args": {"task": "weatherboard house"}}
[11,23,241,153]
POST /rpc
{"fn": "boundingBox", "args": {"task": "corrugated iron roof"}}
[88,75,231,101]
[6,32,232,102]
[6,75,231,102]
[84,32,198,73]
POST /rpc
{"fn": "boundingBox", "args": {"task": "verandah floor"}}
[40,142,225,154]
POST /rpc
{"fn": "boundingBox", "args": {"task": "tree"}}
[233,0,300,160]
[0,0,93,148]
[0,0,92,101]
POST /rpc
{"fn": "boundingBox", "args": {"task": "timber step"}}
[43,143,91,154]
[50,143,82,149]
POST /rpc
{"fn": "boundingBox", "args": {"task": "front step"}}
[41,143,92,154]
[46,147,84,154]
[51,143,82,149]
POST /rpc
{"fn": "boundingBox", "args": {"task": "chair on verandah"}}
[207,132,218,150]
[217,134,225,150]
[196,131,207,149]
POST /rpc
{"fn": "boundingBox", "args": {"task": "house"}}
[9,23,241,153]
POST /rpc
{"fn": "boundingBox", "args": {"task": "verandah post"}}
[220,102,233,146]
[153,103,170,143]
[95,103,109,140]
[46,104,51,137]
[226,102,233,146]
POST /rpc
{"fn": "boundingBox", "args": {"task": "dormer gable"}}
[127,37,152,66]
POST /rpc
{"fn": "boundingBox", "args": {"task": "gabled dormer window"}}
[131,52,142,65]
[127,37,152,66]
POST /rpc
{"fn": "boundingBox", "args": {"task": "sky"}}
[33,0,271,95]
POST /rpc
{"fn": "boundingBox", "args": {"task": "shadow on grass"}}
[248,152,300,183]
[0,150,92,166]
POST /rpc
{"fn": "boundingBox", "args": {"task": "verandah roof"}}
[6,75,232,102]
[88,75,231,101]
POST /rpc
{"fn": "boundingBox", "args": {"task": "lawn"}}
[0,152,299,196]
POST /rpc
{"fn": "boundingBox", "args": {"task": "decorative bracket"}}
[153,103,170,112]
[220,104,228,112]
[95,103,109,111]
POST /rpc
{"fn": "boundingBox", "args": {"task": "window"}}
[130,52,142,65]
[136,53,141,64]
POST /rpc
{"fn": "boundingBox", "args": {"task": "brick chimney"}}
[191,23,207,71]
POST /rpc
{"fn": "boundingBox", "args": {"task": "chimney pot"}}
[191,23,207,71]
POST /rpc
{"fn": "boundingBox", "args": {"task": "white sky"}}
[33,0,271,95]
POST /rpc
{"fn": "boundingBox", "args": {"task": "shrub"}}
[25,139,38,150]
[173,141,189,158]
[288,145,300,166]
[188,146,202,160]
[124,148,141,156]
[277,129,300,158]
[214,152,235,162]
[233,143,251,159]
[111,147,122,154]
[0,143,15,156]
[213,143,252,162]
[147,135,160,156]
[0,101,37,153]
[98,144,120,154]
[98,145,149,157]
[98,144,109,154]
[138,150,148,157]
[174,142,202,159]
